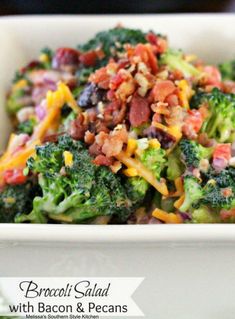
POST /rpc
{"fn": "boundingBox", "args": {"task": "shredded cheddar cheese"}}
[174,194,185,209]
[149,139,160,149]
[123,167,138,177]
[126,139,137,157]
[153,122,182,142]
[177,79,194,109]
[152,208,182,223]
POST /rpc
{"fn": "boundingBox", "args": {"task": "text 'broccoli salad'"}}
[1,26,235,224]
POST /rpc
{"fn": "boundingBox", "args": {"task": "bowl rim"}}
[1,224,235,242]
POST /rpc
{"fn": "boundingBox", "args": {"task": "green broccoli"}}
[139,147,166,180]
[6,89,25,114]
[191,88,235,142]
[191,206,221,223]
[179,176,203,212]
[219,59,235,81]
[167,146,185,180]
[0,181,39,222]
[199,167,235,210]
[179,139,213,168]
[160,49,201,78]
[17,118,37,135]
[125,176,149,205]
[17,135,137,224]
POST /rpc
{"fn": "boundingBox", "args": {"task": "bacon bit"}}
[89,142,102,156]
[222,187,233,198]
[146,33,168,54]
[3,169,27,185]
[89,67,110,89]
[129,95,151,127]
[151,102,169,115]
[182,109,203,139]
[69,114,87,140]
[221,208,235,221]
[115,78,135,101]
[202,65,222,88]
[110,73,125,90]
[213,144,231,161]
[79,50,97,66]
[95,48,105,60]
[101,126,128,158]
[104,100,126,127]
[165,94,179,107]
[212,144,231,172]
[134,44,158,74]
[168,69,184,81]
[102,136,124,157]
[222,80,235,94]
[93,154,114,166]
[84,130,95,145]
[110,160,122,173]
[151,80,176,102]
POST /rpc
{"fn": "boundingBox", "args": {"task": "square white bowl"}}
[1,14,235,319]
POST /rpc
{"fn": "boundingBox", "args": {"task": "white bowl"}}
[1,14,235,319]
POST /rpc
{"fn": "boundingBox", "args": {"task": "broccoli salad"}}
[1,26,235,224]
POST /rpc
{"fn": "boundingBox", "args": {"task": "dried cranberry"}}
[143,126,176,149]
[78,83,107,109]
[52,48,79,70]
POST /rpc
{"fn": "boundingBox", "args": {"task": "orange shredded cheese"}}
[174,194,185,209]
[152,208,182,224]
[177,79,194,109]
[116,151,168,196]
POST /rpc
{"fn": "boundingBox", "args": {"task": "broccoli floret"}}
[191,88,235,142]
[219,59,235,81]
[17,118,37,135]
[76,27,148,82]
[17,135,137,224]
[179,176,204,212]
[6,89,25,115]
[167,146,185,180]
[0,181,38,222]
[191,206,221,223]
[160,49,201,78]
[179,139,213,168]
[139,147,166,180]
[125,176,149,205]
[79,27,147,65]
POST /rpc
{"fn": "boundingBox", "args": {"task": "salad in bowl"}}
[1,26,235,224]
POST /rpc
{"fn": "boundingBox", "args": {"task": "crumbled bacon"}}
[93,154,114,166]
[151,80,176,102]
[69,114,87,140]
[89,67,111,89]
[129,95,151,127]
[79,50,97,66]
[84,130,95,145]
[104,100,126,127]
[182,109,203,139]
[134,44,158,74]
[89,142,102,156]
